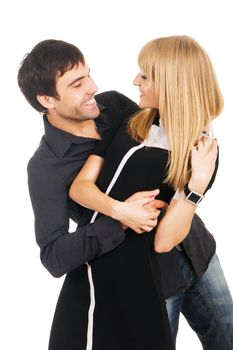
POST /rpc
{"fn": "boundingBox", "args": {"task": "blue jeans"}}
[166,252,233,350]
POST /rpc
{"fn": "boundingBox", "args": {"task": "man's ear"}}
[37,95,55,110]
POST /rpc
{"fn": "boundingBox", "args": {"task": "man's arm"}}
[28,159,126,278]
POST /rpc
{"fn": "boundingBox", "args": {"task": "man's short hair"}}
[17,39,85,113]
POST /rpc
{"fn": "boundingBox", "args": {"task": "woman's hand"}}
[114,189,167,234]
[189,136,218,193]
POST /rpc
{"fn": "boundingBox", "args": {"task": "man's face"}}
[50,63,100,122]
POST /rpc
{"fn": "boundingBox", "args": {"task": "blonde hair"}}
[128,35,223,190]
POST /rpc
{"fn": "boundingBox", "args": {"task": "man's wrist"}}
[91,216,125,253]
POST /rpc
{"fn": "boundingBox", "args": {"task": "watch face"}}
[186,191,202,204]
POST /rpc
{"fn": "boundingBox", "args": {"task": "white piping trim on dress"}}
[86,262,95,350]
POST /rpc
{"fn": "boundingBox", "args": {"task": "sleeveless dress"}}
[49,116,175,350]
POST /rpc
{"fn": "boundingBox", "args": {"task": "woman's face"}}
[133,71,158,109]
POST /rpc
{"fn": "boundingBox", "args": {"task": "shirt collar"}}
[43,103,108,157]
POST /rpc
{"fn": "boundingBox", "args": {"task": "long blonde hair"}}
[128,35,223,190]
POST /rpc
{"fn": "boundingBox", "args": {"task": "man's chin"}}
[90,108,100,119]
[92,106,101,118]
[81,105,100,120]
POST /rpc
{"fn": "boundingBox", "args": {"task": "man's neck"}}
[47,115,101,139]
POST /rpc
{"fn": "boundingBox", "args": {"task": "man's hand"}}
[114,189,167,234]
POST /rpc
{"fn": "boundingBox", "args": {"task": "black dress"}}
[49,116,175,350]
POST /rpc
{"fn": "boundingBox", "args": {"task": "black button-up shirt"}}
[27,91,139,277]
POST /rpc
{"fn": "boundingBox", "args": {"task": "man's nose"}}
[87,77,98,94]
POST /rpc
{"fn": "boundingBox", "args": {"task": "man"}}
[18,39,233,350]
[18,39,161,277]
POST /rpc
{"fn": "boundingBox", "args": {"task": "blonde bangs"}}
[128,40,162,142]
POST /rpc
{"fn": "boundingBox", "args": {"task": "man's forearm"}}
[39,216,125,277]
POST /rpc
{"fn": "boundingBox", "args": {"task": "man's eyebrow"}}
[67,68,90,87]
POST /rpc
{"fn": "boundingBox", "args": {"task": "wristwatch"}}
[184,185,204,205]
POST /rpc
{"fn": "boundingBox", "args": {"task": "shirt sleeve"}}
[27,159,125,278]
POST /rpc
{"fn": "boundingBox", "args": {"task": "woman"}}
[69,36,222,349]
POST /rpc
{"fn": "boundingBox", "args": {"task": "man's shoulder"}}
[27,137,56,173]
[27,146,67,191]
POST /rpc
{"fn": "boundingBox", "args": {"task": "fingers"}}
[210,138,218,153]
[145,208,161,220]
[132,210,161,234]
[133,220,158,234]
[196,136,217,152]
[195,137,208,151]
[136,196,159,207]
[145,199,167,210]
[192,137,218,166]
[142,189,160,198]
[135,189,160,202]
[134,227,145,234]
[125,189,160,203]
[209,139,218,162]
[203,137,218,160]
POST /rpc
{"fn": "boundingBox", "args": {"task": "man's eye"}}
[74,84,81,88]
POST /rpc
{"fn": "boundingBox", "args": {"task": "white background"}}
[1,0,232,349]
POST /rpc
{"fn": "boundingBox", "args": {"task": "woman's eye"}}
[141,74,147,80]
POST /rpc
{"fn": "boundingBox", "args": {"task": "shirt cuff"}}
[173,189,181,200]
[88,216,125,254]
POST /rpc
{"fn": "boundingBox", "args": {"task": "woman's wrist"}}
[188,176,207,194]
[109,198,124,221]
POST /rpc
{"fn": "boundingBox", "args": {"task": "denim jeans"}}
[166,252,233,350]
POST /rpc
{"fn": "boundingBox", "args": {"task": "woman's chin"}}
[138,101,146,109]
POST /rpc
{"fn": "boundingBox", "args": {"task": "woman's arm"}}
[69,155,162,233]
[154,136,218,252]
